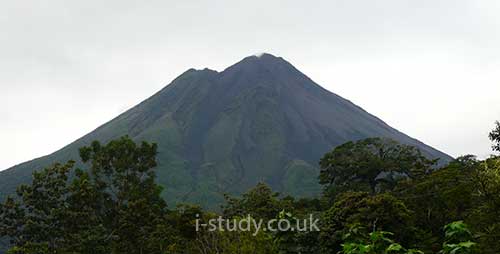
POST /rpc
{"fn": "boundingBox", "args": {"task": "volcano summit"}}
[0,54,452,208]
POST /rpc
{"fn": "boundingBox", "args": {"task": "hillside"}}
[0,54,452,208]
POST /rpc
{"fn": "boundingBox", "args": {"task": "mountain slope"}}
[0,54,452,208]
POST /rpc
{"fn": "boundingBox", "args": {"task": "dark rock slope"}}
[0,54,452,208]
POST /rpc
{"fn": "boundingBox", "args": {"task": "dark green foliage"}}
[394,155,499,253]
[0,161,74,253]
[77,137,168,253]
[222,183,286,220]
[440,221,476,254]
[466,156,500,253]
[191,212,277,254]
[3,120,500,253]
[319,138,436,199]
[222,183,322,254]
[0,137,173,254]
[339,225,424,254]
[319,192,415,253]
[394,155,477,251]
[315,133,498,253]
[489,121,500,152]
[337,221,477,254]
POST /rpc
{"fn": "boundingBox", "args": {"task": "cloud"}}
[1,0,500,169]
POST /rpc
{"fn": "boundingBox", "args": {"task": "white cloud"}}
[1,0,499,169]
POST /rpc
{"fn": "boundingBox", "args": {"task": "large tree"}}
[0,136,173,254]
[222,183,285,221]
[78,136,167,253]
[319,192,415,254]
[319,138,436,198]
[0,162,75,253]
[395,155,478,252]
[467,156,500,254]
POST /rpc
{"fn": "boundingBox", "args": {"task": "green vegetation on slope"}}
[1,121,499,253]
[0,54,452,209]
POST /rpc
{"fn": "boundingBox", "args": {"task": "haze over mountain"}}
[0,54,452,207]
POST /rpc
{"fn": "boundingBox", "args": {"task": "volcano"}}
[0,53,452,208]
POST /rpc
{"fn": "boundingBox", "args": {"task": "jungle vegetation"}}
[1,121,500,253]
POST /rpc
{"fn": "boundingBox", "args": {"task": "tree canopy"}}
[319,137,435,198]
[2,123,500,253]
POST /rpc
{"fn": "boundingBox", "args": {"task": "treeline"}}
[1,122,500,253]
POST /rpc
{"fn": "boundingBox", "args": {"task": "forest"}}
[1,121,500,254]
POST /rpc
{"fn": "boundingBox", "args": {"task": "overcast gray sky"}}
[1,0,500,170]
